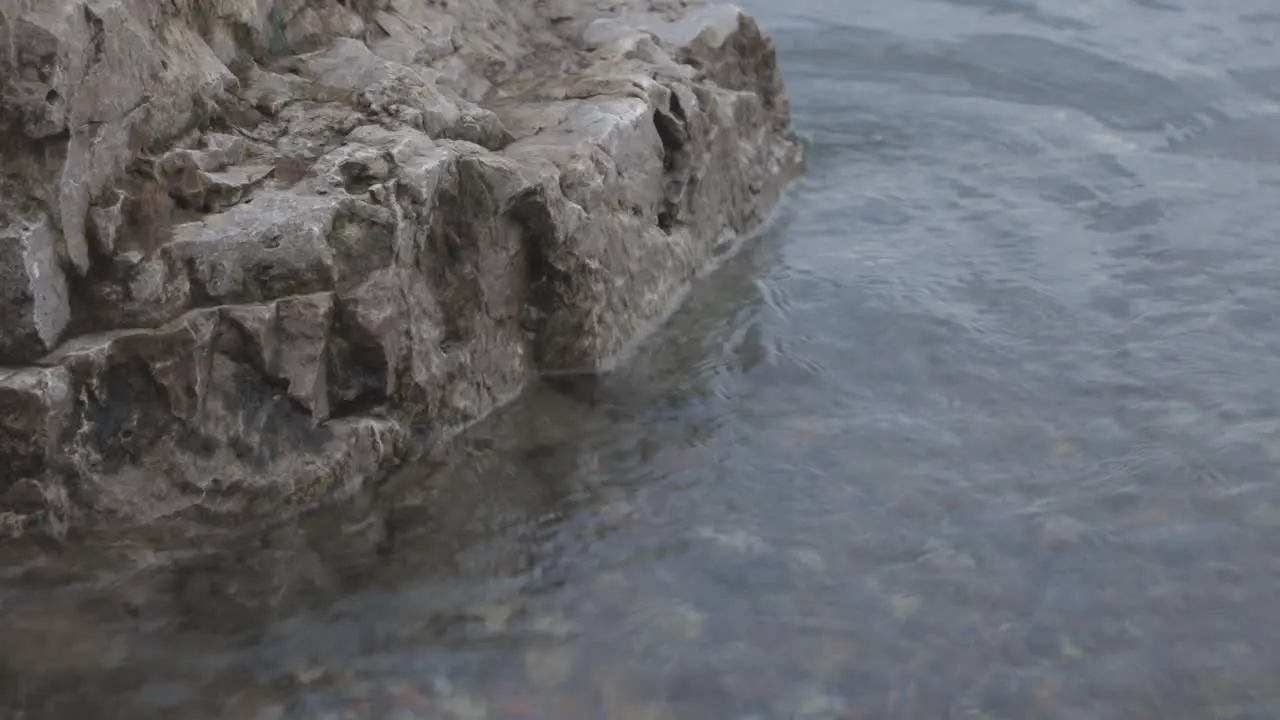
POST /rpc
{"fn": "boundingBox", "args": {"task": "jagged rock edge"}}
[0,0,803,536]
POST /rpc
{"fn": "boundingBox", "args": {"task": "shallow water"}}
[8,0,1280,717]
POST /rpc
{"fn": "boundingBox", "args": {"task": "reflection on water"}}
[8,0,1280,716]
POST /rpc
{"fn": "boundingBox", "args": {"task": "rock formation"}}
[0,0,802,535]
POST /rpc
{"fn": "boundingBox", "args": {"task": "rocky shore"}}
[0,0,801,536]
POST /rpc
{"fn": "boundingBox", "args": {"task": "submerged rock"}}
[0,0,803,534]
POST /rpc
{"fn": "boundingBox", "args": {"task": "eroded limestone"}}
[0,0,802,534]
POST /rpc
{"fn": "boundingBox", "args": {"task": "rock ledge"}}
[0,0,802,534]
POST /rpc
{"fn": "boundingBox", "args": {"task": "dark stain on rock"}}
[326,305,389,418]
[77,359,175,474]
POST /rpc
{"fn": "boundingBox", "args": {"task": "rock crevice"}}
[0,0,802,535]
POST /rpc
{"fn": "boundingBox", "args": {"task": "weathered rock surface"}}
[0,0,802,534]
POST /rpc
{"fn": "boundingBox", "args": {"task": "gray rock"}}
[166,191,350,306]
[26,310,409,524]
[0,216,70,362]
[0,0,236,277]
[86,189,126,258]
[296,38,513,150]
[157,135,273,212]
[221,292,335,420]
[0,366,74,484]
[0,0,802,534]
[73,248,193,332]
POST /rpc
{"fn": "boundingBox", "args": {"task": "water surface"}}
[7,0,1280,717]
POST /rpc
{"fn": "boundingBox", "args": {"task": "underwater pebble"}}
[439,693,489,720]
[695,527,770,554]
[524,643,579,689]
[387,683,433,710]
[478,603,514,633]
[888,593,922,622]
[1041,514,1090,548]
[793,548,827,572]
